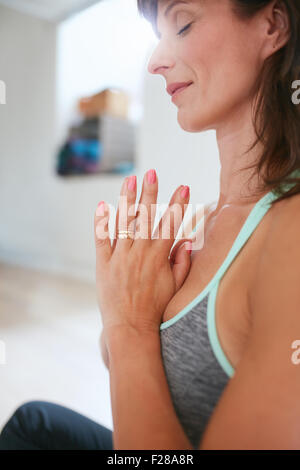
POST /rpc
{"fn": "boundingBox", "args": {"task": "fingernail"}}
[127,175,136,191]
[181,186,190,199]
[96,201,105,216]
[185,241,193,253]
[147,169,156,185]
[183,242,192,254]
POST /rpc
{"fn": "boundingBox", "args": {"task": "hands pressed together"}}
[94,169,194,366]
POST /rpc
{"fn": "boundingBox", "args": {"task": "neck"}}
[214,99,269,213]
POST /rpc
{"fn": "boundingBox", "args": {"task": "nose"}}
[147,42,175,75]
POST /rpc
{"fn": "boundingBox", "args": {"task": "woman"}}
[1,0,300,450]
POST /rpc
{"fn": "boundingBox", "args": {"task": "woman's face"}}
[147,0,267,133]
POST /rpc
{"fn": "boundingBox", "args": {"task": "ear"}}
[261,0,290,59]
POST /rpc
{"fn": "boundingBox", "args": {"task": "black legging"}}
[0,401,114,450]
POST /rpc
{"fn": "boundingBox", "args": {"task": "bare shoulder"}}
[251,191,300,322]
[270,190,300,226]
[260,191,300,255]
[199,192,300,450]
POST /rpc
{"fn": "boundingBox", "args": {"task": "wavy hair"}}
[137,0,300,205]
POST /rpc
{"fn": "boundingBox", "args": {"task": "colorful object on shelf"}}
[78,88,129,119]
[56,138,102,176]
[56,96,136,176]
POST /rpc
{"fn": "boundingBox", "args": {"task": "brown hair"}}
[137,0,300,205]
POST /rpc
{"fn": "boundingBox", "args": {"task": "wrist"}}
[104,322,159,342]
[105,324,160,361]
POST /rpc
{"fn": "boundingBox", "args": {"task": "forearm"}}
[106,326,193,450]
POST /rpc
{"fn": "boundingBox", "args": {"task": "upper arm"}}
[198,198,300,450]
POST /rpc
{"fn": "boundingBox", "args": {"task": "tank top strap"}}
[213,189,277,284]
[191,168,300,286]
[214,168,300,284]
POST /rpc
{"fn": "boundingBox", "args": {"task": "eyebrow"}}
[164,0,189,18]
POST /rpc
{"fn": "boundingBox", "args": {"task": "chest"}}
[162,208,269,369]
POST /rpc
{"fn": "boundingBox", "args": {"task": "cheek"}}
[176,24,261,132]
[188,24,260,106]
[222,43,260,106]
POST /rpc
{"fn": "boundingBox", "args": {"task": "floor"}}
[0,262,113,433]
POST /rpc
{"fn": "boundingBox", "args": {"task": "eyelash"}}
[177,22,192,36]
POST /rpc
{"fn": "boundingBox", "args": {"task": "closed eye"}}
[177,22,192,36]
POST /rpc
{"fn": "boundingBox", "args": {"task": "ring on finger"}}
[116,229,135,240]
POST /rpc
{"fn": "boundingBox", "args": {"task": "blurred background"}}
[0,0,220,433]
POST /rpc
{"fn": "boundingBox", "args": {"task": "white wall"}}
[0,4,136,282]
[0,4,220,284]
[137,46,220,226]
[0,0,101,22]
[56,0,156,141]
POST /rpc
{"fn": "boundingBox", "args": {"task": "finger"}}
[112,177,127,251]
[133,169,158,245]
[94,201,112,264]
[153,185,190,255]
[152,185,181,244]
[112,176,135,251]
[172,241,193,291]
[114,175,137,253]
[169,237,193,266]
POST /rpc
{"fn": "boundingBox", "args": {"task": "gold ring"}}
[116,230,135,239]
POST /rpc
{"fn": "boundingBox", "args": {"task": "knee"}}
[1,401,50,436]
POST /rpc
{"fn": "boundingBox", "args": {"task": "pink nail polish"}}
[186,241,193,253]
[147,169,156,185]
[181,186,190,199]
[128,175,136,191]
[96,201,105,216]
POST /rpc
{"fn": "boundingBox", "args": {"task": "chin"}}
[177,114,213,133]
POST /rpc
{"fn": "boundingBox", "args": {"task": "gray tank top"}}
[159,172,299,449]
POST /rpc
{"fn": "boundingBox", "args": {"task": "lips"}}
[167,81,193,96]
